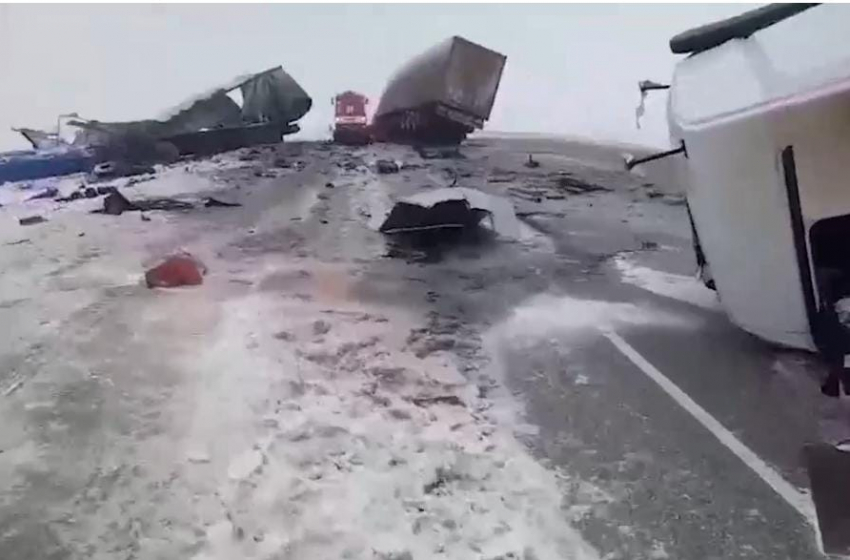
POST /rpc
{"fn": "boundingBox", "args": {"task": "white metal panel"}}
[671,4,850,126]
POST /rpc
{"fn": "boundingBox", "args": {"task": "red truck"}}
[332,91,370,145]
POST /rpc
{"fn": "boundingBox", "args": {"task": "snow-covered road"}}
[0,139,832,559]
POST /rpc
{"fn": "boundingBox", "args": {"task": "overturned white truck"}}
[640,4,850,356]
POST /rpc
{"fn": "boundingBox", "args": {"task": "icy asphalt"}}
[0,137,842,559]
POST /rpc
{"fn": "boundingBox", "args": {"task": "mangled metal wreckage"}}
[69,66,312,159]
[3,66,311,183]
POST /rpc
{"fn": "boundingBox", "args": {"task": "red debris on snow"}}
[145,254,205,288]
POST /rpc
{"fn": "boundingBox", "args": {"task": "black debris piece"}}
[92,161,156,181]
[204,197,242,208]
[95,186,117,196]
[57,191,84,202]
[376,160,399,174]
[380,187,519,239]
[101,191,138,215]
[27,187,59,201]
[381,198,487,234]
[274,157,290,168]
[98,191,195,215]
[19,215,47,226]
[554,175,610,194]
[423,466,462,495]
[325,182,335,189]
[135,198,194,212]
[412,395,464,407]
[524,154,540,168]
[126,175,155,187]
[84,187,98,199]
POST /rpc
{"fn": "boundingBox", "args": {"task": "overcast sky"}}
[0,4,755,152]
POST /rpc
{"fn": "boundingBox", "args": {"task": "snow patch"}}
[613,255,719,310]
[496,292,695,345]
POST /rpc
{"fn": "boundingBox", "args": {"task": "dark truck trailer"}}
[372,36,506,145]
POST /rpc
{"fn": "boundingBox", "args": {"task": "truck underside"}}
[371,103,473,145]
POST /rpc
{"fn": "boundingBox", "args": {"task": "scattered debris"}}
[411,395,464,408]
[488,168,517,183]
[525,154,540,168]
[379,187,519,238]
[554,174,610,194]
[125,175,156,187]
[95,186,117,196]
[92,161,155,181]
[204,197,242,208]
[273,331,294,342]
[98,190,196,215]
[325,182,335,189]
[376,160,400,174]
[135,198,194,212]
[415,146,465,160]
[26,187,58,201]
[56,191,84,202]
[145,254,206,288]
[312,320,332,336]
[239,149,261,161]
[19,215,47,226]
[84,187,98,199]
[508,186,545,203]
[423,465,462,494]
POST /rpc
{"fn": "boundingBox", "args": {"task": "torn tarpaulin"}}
[379,187,520,237]
[68,66,312,158]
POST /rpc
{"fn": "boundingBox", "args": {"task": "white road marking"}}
[602,329,819,530]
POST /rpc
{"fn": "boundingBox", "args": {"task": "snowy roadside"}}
[0,145,605,560]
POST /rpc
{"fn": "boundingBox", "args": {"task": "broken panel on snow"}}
[379,187,519,237]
